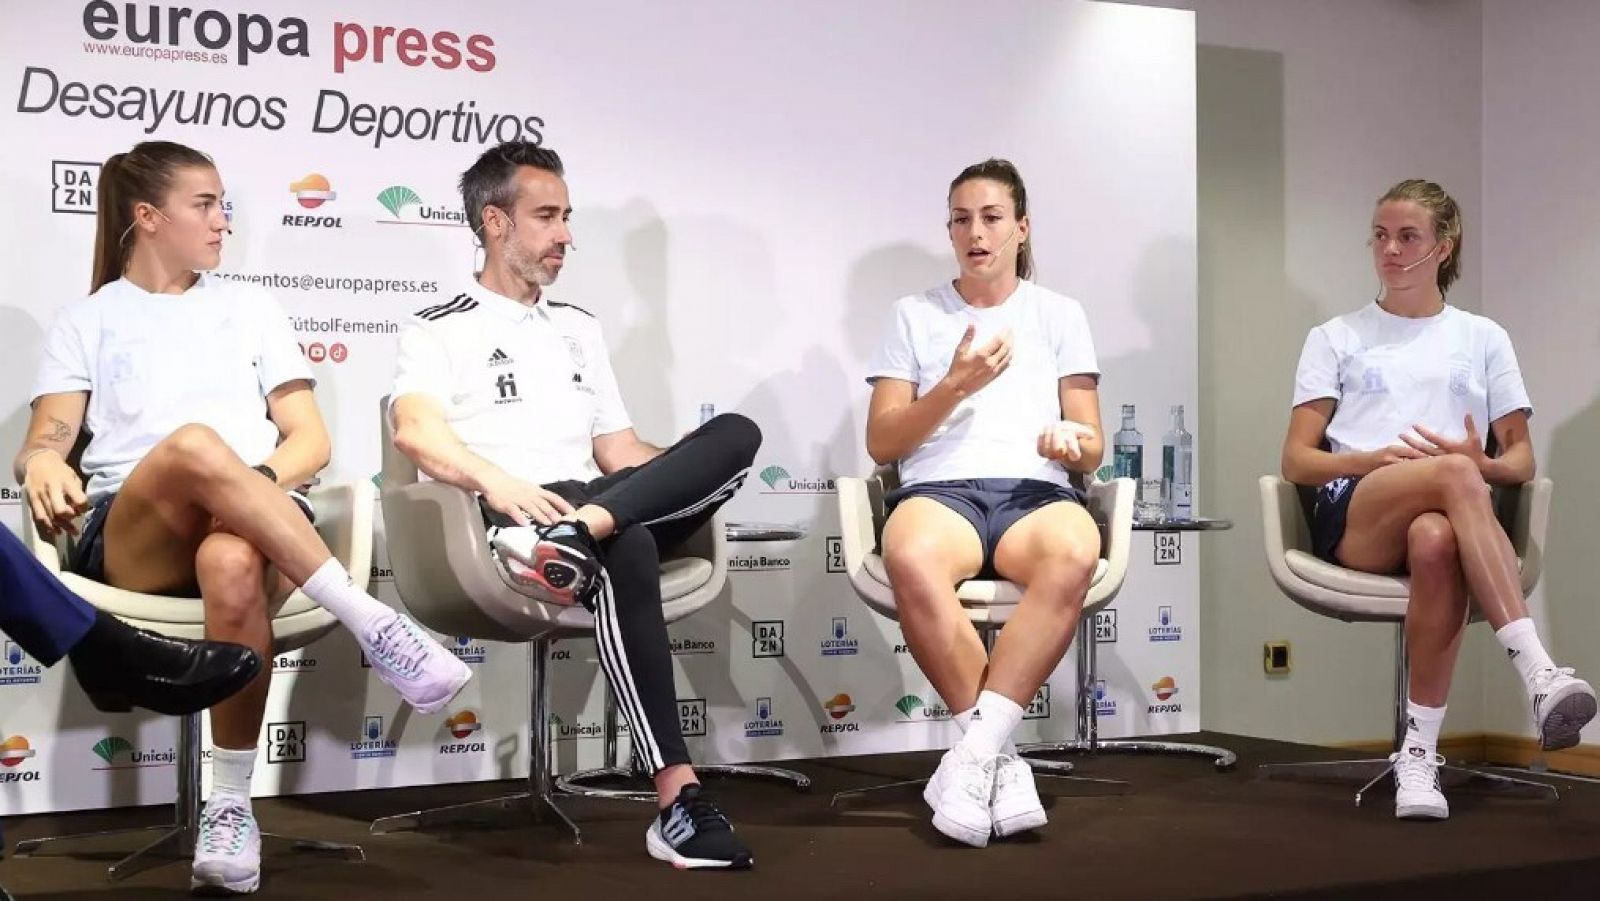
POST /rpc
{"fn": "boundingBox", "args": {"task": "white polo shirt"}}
[1292,302,1532,455]
[390,282,631,486]
[30,274,312,503]
[865,279,1100,489]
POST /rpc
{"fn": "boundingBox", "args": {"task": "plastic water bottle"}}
[1162,405,1194,521]
[699,403,716,427]
[1112,404,1144,502]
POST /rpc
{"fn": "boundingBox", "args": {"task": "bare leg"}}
[103,424,333,592]
[987,503,1100,707]
[1337,455,1526,628]
[193,532,290,748]
[1401,513,1469,708]
[880,499,986,713]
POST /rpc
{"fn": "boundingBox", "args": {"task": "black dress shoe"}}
[67,613,262,716]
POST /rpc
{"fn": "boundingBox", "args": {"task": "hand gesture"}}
[942,325,1013,397]
[1399,414,1488,467]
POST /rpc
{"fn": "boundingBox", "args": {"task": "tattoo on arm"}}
[45,417,72,443]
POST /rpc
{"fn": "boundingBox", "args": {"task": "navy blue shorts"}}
[885,478,1086,579]
[1310,476,1359,564]
[70,490,315,586]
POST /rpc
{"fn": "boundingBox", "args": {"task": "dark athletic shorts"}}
[1309,476,1358,564]
[885,477,1086,579]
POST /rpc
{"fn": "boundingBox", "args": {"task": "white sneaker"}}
[1530,666,1598,751]
[191,797,261,894]
[922,747,957,811]
[930,744,997,848]
[990,753,1047,837]
[1391,747,1448,821]
[361,612,472,715]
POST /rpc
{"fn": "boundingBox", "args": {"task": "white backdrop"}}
[0,0,1197,814]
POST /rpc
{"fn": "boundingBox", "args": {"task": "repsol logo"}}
[892,644,910,655]
[80,3,497,74]
[437,742,486,754]
[282,215,341,228]
[0,771,41,783]
[820,723,860,734]
[1147,703,1184,714]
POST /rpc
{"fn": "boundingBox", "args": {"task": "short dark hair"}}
[458,141,565,235]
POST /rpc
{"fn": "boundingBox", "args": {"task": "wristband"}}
[252,463,279,486]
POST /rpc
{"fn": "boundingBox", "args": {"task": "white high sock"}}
[1495,618,1557,688]
[301,558,392,638]
[1401,700,1446,758]
[209,746,256,804]
[954,704,1017,755]
[959,690,1024,758]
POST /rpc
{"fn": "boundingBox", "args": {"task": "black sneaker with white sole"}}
[645,784,753,870]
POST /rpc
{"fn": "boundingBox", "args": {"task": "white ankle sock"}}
[209,746,256,803]
[1495,618,1556,688]
[954,705,1016,755]
[1402,700,1446,757]
[302,558,392,638]
[959,690,1024,758]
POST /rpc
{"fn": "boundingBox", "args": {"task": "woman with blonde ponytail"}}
[15,140,468,895]
[1281,179,1593,822]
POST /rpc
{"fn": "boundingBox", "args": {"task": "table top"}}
[1133,517,1233,532]
[724,522,807,542]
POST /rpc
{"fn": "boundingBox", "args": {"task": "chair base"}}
[555,762,813,802]
[14,821,363,883]
[1021,738,1239,771]
[829,758,1126,808]
[1257,757,1560,806]
[370,790,583,844]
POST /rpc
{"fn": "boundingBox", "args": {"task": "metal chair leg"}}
[370,640,581,844]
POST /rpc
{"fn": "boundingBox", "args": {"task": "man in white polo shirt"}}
[388,142,761,871]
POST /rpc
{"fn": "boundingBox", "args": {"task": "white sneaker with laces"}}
[930,744,997,848]
[360,612,472,715]
[990,753,1047,837]
[191,797,261,894]
[1529,666,1598,751]
[1391,747,1448,821]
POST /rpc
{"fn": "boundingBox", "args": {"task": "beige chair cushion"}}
[862,553,1108,607]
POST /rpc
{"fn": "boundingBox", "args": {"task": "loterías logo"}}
[78,2,497,73]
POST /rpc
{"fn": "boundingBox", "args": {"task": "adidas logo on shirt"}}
[488,348,513,367]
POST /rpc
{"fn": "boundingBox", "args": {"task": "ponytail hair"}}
[91,141,214,292]
[1377,178,1463,293]
[949,158,1034,280]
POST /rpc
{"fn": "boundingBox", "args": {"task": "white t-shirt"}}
[865,279,1100,488]
[30,274,313,502]
[1292,302,1531,456]
[389,282,631,487]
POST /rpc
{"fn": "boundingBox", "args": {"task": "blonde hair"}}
[1377,179,1463,293]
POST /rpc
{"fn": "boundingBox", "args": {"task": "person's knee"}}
[196,541,268,623]
[1031,541,1097,600]
[161,424,235,482]
[1407,514,1459,574]
[883,536,958,595]
[1432,454,1487,501]
[714,413,763,467]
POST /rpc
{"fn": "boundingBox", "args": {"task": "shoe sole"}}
[993,806,1048,837]
[406,658,474,716]
[1539,686,1597,751]
[523,543,598,607]
[932,810,990,848]
[1395,803,1449,820]
[191,872,261,895]
[645,826,753,870]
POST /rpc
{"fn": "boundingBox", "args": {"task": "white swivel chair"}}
[831,466,1139,805]
[1257,472,1559,803]
[14,479,373,880]
[369,398,806,843]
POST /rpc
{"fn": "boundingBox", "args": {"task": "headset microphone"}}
[1399,244,1439,272]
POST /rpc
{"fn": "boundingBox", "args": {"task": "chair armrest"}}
[1085,477,1133,606]
[837,476,879,579]
[1503,477,1552,591]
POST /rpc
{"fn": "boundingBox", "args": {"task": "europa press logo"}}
[285,173,341,228]
[0,735,40,782]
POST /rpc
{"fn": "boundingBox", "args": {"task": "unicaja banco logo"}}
[757,464,835,494]
[894,693,952,722]
[377,185,420,217]
[759,465,789,489]
[91,736,175,768]
[91,736,133,765]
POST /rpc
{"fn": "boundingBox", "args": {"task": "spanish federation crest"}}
[564,336,586,369]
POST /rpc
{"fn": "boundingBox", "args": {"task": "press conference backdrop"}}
[0,0,1197,814]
